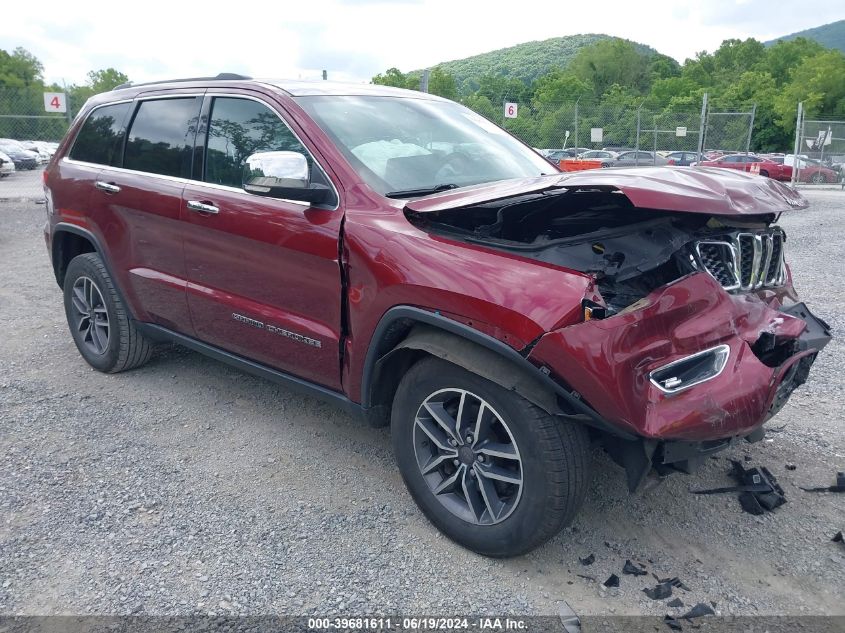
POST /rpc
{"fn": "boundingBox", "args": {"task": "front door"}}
[181,93,344,390]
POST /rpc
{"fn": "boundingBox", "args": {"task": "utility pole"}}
[420,69,430,94]
[322,70,327,81]
[696,92,708,163]
[791,102,803,185]
[744,103,756,155]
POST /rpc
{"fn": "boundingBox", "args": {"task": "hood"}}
[404,167,808,216]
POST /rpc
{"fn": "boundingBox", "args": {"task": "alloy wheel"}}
[412,388,523,525]
[70,276,110,355]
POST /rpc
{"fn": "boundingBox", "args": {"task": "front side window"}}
[205,97,308,188]
[294,95,554,197]
[124,97,201,178]
[69,102,131,166]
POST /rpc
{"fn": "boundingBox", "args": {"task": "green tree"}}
[569,39,652,97]
[0,47,44,87]
[428,67,457,100]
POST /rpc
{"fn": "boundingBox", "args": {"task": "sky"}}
[2,0,843,87]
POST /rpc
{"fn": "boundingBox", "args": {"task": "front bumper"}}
[528,272,831,442]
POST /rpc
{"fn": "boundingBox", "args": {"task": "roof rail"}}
[112,73,252,91]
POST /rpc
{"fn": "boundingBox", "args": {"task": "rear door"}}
[82,94,202,332]
[180,92,344,389]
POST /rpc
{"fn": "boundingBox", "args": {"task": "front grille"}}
[694,229,785,292]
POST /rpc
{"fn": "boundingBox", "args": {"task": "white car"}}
[0,150,15,177]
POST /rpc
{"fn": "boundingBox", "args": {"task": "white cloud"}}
[1,0,842,86]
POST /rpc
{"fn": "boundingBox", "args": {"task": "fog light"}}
[649,345,730,394]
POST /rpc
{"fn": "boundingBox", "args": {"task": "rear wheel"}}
[63,253,153,373]
[759,169,769,178]
[810,172,825,184]
[391,357,590,557]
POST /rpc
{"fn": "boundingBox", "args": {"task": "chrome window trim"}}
[649,344,731,395]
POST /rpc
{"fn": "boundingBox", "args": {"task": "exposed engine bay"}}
[405,186,788,315]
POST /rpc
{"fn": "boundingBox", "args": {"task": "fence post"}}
[574,97,579,150]
[696,92,708,162]
[791,102,803,185]
[745,103,756,155]
[635,103,642,155]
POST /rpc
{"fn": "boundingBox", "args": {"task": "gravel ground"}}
[0,191,843,618]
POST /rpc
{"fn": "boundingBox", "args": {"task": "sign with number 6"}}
[504,102,518,119]
[43,92,67,113]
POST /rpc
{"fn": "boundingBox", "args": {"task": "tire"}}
[63,252,153,373]
[391,357,590,557]
[759,170,769,178]
[810,172,825,184]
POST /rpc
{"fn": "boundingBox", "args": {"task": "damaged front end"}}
[405,169,831,490]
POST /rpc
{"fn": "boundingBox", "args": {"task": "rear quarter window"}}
[68,102,132,166]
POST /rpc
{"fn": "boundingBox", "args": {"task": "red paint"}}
[696,155,793,182]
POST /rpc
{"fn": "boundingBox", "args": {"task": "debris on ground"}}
[603,574,620,587]
[680,602,716,620]
[653,575,692,591]
[801,471,845,493]
[667,597,684,608]
[558,600,581,633]
[692,460,786,514]
[579,553,595,566]
[643,582,673,600]
[663,614,683,631]
[833,531,844,546]
[623,559,647,576]
[785,463,797,470]
[576,574,596,582]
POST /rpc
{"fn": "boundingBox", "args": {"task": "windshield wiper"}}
[385,183,460,199]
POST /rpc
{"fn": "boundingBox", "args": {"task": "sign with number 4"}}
[504,102,518,119]
[44,92,67,113]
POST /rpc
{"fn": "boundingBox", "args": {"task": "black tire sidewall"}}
[63,254,122,372]
[392,359,573,556]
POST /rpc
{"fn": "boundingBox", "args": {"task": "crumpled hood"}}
[404,167,808,216]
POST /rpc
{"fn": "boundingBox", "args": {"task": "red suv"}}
[43,76,830,556]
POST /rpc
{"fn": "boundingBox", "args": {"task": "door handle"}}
[94,181,121,194]
[187,200,219,215]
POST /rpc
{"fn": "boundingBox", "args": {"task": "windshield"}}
[294,95,555,197]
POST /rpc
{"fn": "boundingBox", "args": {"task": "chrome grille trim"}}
[694,228,785,292]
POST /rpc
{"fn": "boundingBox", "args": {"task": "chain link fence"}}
[482,95,756,169]
[0,88,70,199]
[792,104,845,187]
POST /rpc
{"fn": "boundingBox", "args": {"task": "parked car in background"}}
[614,151,669,166]
[665,151,698,166]
[695,154,792,181]
[0,140,38,170]
[578,150,617,160]
[19,141,50,164]
[788,157,840,183]
[0,150,16,177]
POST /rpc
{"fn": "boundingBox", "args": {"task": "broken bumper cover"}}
[528,272,831,444]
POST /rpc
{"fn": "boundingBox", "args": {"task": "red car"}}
[696,153,793,180]
[43,76,830,556]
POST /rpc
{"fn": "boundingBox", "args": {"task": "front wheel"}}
[810,172,825,184]
[391,357,590,557]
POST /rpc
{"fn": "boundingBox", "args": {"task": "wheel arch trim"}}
[360,306,634,439]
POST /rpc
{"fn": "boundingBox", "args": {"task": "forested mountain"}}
[422,34,658,91]
[766,19,845,54]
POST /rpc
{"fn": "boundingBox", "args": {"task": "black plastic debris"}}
[603,574,620,587]
[667,598,684,608]
[692,460,786,514]
[623,559,647,576]
[785,463,797,470]
[681,603,716,620]
[801,471,845,493]
[576,574,596,582]
[643,582,673,600]
[833,531,844,545]
[653,575,692,591]
[579,553,595,566]
[663,615,683,631]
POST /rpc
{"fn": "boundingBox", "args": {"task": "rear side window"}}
[124,97,201,178]
[69,103,131,166]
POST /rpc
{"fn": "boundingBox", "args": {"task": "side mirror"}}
[243,151,331,204]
